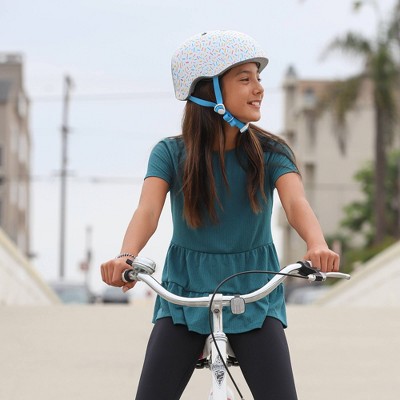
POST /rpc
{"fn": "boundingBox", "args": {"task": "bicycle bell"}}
[130,256,156,275]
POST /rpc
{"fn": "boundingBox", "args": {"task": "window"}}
[304,163,316,206]
[303,87,316,109]
[286,130,296,147]
[306,112,317,148]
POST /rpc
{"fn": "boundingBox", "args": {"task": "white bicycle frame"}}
[123,259,350,400]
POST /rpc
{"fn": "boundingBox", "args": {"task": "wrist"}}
[306,242,328,251]
[115,253,136,259]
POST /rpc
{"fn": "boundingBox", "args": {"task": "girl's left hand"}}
[303,245,340,273]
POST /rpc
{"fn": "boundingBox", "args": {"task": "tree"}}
[321,0,399,245]
[341,150,400,242]
[388,0,400,53]
[336,150,400,269]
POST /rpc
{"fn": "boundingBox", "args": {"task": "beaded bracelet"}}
[115,253,136,259]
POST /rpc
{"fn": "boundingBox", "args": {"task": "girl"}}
[101,30,340,399]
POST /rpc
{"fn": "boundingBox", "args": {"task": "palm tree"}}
[388,0,400,51]
[321,1,399,245]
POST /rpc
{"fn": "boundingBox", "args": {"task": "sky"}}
[0,0,397,295]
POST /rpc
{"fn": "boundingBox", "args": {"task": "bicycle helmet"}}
[171,30,269,132]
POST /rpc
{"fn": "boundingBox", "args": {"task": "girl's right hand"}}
[100,257,137,292]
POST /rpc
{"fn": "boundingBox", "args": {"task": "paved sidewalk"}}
[1,302,399,399]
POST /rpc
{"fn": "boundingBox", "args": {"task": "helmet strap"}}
[188,76,249,133]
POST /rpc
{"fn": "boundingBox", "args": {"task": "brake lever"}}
[296,261,324,281]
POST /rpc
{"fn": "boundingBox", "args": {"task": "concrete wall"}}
[0,228,59,305]
[317,240,400,306]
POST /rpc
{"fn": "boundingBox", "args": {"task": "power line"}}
[30,175,143,185]
[31,90,173,102]
[30,86,283,103]
[2,173,361,189]
[27,174,360,190]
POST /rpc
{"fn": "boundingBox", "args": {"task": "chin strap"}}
[188,76,249,133]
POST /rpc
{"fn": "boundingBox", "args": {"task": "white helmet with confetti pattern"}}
[171,30,268,133]
[171,30,269,101]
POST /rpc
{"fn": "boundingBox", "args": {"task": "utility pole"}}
[59,75,73,280]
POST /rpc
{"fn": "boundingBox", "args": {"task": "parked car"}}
[49,281,94,304]
[101,286,130,304]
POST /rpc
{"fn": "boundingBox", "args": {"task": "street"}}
[1,302,399,399]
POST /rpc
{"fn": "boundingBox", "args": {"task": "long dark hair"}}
[180,79,297,228]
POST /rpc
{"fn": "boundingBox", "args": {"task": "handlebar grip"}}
[122,269,136,283]
[325,272,351,280]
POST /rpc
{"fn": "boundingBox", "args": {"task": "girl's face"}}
[221,62,264,124]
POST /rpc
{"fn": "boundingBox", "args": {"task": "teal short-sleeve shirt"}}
[145,137,298,334]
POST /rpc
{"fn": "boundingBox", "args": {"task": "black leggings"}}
[135,317,298,400]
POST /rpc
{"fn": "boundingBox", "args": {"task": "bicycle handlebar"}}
[122,257,350,308]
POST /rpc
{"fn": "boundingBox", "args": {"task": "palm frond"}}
[352,1,364,12]
[387,0,400,44]
[316,75,363,126]
[320,32,372,62]
[316,75,364,155]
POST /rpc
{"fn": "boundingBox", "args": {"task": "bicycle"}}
[122,256,350,400]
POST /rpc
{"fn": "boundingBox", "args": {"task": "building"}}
[279,66,376,265]
[0,53,30,256]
